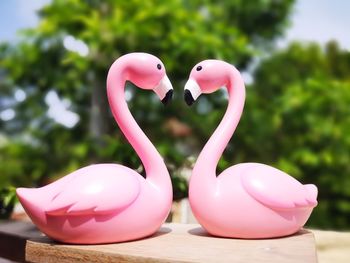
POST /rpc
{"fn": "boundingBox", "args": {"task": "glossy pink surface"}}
[186,60,318,238]
[16,53,173,244]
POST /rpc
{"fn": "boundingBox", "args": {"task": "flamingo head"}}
[184,60,230,106]
[123,53,173,105]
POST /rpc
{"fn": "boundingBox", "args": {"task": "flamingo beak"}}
[184,79,201,106]
[154,75,173,105]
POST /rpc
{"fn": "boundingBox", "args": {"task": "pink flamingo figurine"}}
[184,60,318,238]
[16,53,173,244]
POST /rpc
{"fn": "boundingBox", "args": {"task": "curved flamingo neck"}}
[192,65,246,187]
[106,60,170,186]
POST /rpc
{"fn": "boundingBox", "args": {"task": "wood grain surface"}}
[0,220,41,262]
[313,229,350,263]
[26,223,316,263]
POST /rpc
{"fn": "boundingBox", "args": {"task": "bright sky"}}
[0,0,349,48]
[0,0,50,41]
[280,0,350,49]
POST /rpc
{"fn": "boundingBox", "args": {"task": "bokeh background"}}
[0,0,349,230]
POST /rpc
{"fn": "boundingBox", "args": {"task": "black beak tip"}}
[161,89,173,105]
[184,89,195,106]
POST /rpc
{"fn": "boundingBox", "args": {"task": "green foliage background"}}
[0,0,349,229]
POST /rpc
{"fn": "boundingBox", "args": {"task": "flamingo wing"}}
[241,164,317,210]
[45,164,141,215]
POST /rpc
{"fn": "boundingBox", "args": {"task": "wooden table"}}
[0,220,42,262]
[312,229,350,263]
[1,221,317,262]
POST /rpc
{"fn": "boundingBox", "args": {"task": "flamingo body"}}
[43,164,141,215]
[185,60,318,238]
[241,164,317,209]
[17,164,169,244]
[190,163,317,239]
[16,53,173,244]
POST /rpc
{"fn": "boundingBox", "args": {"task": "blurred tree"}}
[1,1,348,230]
[234,41,350,229]
[0,0,295,199]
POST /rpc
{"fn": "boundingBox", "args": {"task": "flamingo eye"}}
[196,65,202,71]
[157,64,162,70]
